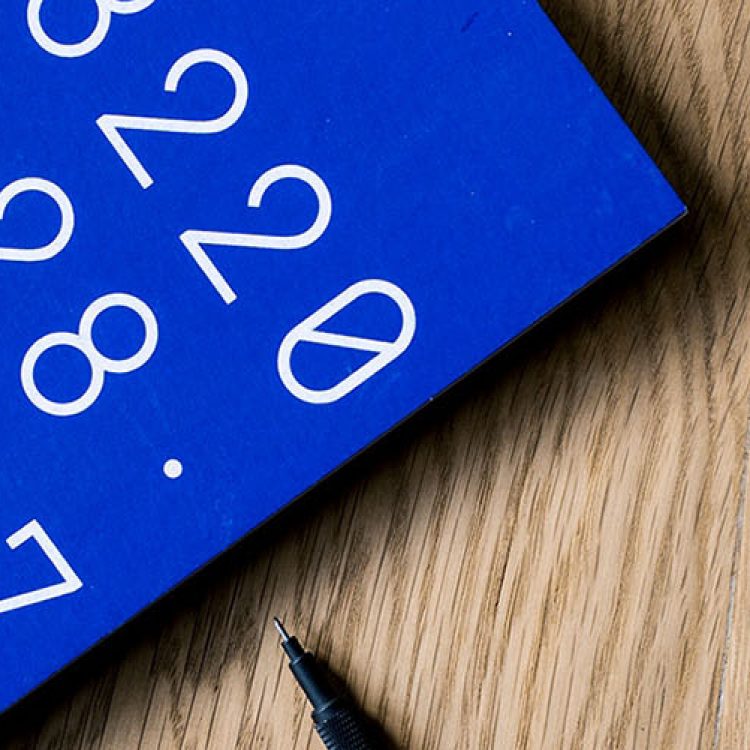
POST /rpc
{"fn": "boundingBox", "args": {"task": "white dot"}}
[163,459,183,479]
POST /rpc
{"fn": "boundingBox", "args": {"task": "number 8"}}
[21,293,158,417]
[27,0,156,59]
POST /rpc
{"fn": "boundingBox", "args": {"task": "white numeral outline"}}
[27,0,156,59]
[0,177,74,263]
[180,164,333,304]
[0,521,82,615]
[21,293,159,417]
[278,279,416,404]
[97,48,249,189]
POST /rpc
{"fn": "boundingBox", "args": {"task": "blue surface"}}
[0,0,684,712]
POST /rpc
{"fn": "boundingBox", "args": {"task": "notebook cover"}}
[0,0,685,713]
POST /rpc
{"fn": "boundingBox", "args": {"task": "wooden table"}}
[5,1,750,747]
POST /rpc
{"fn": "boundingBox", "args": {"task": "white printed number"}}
[0,521,82,615]
[181,165,333,304]
[0,177,74,263]
[21,293,158,417]
[98,49,249,188]
[278,280,416,404]
[28,0,156,59]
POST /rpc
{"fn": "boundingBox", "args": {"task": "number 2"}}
[97,48,249,189]
[180,165,333,304]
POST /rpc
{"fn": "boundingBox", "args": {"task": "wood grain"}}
[4,0,750,747]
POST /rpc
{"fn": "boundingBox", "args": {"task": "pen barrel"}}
[313,700,377,750]
[280,631,377,748]
[288,650,339,709]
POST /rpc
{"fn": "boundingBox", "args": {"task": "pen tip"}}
[273,617,290,642]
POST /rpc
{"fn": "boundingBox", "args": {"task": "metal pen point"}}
[273,617,290,642]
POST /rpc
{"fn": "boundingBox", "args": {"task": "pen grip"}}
[314,702,377,750]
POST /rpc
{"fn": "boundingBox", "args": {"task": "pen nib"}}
[273,617,291,643]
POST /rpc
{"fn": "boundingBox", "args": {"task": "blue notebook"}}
[0,0,684,713]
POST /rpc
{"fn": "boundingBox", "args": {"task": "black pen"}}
[274,618,378,750]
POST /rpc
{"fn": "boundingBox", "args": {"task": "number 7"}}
[0,521,83,615]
